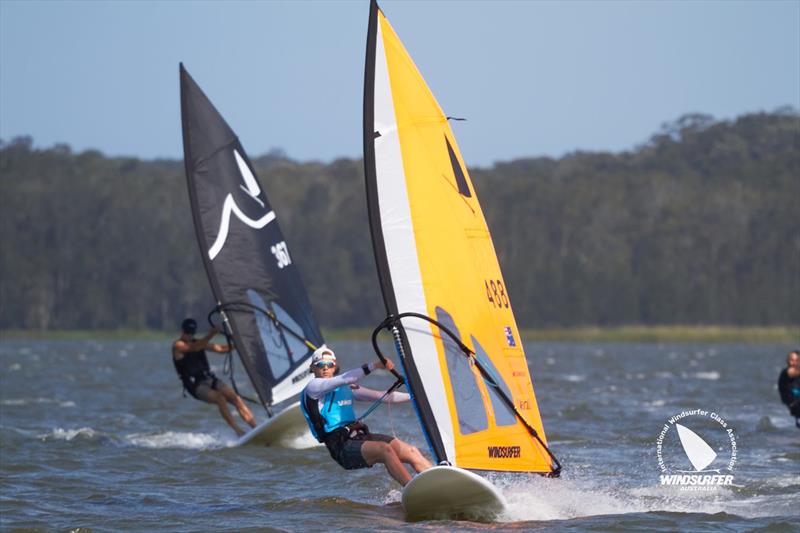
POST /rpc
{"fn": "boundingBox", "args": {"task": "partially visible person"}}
[300,345,432,485]
[172,318,256,437]
[777,349,800,428]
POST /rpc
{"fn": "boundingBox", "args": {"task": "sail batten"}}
[180,64,323,410]
[363,2,555,473]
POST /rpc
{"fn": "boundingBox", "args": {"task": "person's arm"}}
[352,386,410,403]
[305,364,378,400]
[173,328,219,359]
[185,328,219,352]
[778,371,792,405]
[208,342,232,354]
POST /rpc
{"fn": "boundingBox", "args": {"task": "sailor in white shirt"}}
[300,345,432,485]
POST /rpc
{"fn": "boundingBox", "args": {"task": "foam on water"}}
[278,430,323,449]
[2,397,75,408]
[374,473,785,522]
[46,427,99,441]
[764,474,800,489]
[493,472,797,523]
[124,431,232,450]
[690,371,721,380]
[381,488,402,505]
[37,424,320,451]
[492,475,639,522]
[643,399,667,407]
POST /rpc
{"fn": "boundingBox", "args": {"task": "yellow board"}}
[366,2,555,474]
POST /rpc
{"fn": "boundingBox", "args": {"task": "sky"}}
[1,0,798,167]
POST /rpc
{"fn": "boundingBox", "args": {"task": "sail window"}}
[270,302,309,368]
[445,136,472,198]
[247,289,291,378]
[435,307,487,435]
[471,336,517,427]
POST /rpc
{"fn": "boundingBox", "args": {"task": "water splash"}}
[124,431,231,450]
[692,371,721,380]
[490,472,796,522]
[494,475,645,522]
[381,488,402,505]
[45,427,100,441]
[278,430,323,449]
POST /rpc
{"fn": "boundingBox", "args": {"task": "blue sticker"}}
[504,326,516,347]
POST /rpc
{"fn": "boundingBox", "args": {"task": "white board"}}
[401,465,506,521]
[235,401,311,447]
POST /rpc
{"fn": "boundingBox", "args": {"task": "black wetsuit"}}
[777,368,800,418]
[173,348,217,399]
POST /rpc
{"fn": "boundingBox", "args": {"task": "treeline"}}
[1,110,798,330]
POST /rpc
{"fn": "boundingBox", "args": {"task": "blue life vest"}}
[300,384,357,442]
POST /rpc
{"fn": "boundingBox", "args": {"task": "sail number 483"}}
[485,279,509,308]
[271,241,292,269]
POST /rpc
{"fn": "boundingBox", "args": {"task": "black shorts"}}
[325,430,396,470]
[189,377,223,401]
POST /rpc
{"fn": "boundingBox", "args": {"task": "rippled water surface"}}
[1,338,798,531]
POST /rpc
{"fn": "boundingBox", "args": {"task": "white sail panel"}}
[373,18,457,462]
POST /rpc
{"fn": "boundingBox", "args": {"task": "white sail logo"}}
[208,150,275,260]
[675,423,716,471]
[655,409,738,491]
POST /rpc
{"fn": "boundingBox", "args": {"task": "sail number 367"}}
[271,241,292,269]
[485,279,509,308]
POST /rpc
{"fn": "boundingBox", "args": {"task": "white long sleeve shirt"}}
[304,363,410,408]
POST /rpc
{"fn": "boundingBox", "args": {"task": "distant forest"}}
[1,110,798,331]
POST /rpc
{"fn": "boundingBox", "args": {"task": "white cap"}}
[311,344,336,364]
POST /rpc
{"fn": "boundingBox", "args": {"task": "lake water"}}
[1,338,798,531]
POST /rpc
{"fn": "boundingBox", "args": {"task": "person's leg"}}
[389,438,433,473]
[360,440,412,485]
[220,385,256,428]
[204,388,245,436]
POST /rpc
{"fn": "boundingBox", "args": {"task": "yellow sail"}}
[364,1,557,474]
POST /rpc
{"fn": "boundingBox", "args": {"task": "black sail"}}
[179,64,323,408]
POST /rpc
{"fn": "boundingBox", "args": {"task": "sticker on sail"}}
[503,326,516,347]
[654,409,738,491]
[208,149,276,260]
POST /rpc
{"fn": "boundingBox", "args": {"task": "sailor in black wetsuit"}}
[778,349,800,428]
[172,318,256,436]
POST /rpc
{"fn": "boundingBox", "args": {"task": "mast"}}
[363,0,448,464]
